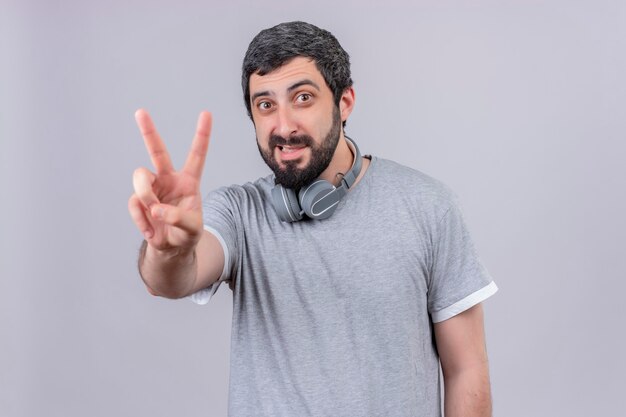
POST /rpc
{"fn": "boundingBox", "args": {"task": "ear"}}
[339,87,355,122]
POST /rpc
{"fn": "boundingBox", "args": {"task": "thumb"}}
[150,203,202,235]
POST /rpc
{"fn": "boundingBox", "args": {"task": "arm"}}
[434,303,493,417]
[137,229,224,298]
[128,109,223,299]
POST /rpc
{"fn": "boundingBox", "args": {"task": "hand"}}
[128,109,212,255]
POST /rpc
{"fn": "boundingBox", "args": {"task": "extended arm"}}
[434,304,493,417]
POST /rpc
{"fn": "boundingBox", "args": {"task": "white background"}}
[1,1,624,416]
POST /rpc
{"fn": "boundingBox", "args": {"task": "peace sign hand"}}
[128,109,212,256]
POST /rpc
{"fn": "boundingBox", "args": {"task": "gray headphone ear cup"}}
[298,180,338,220]
[271,185,303,222]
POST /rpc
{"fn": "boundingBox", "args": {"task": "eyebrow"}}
[250,79,321,103]
[287,79,321,93]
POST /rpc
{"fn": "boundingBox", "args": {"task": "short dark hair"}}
[242,21,353,120]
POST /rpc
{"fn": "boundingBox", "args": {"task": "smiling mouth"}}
[276,145,307,161]
[278,145,304,152]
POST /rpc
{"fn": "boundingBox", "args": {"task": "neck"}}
[318,133,354,187]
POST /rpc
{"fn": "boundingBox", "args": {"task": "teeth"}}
[277,145,304,154]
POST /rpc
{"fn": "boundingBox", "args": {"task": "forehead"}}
[249,56,327,94]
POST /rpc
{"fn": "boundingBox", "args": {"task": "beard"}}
[257,106,342,190]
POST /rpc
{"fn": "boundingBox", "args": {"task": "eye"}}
[296,93,312,103]
[257,101,272,111]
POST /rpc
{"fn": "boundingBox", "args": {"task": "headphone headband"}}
[337,136,362,192]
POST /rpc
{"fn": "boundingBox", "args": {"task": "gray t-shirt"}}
[192,156,497,417]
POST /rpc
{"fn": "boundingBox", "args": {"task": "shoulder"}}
[368,157,459,213]
[206,174,274,204]
[202,174,277,232]
[203,175,276,221]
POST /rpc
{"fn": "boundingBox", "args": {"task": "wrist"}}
[145,242,196,264]
[139,241,198,298]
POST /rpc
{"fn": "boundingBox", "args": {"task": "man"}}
[128,21,497,417]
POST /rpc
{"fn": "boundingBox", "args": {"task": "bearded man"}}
[129,21,497,417]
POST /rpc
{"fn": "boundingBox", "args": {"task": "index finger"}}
[135,109,175,174]
[182,111,212,179]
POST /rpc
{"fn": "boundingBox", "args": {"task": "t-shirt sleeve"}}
[427,201,497,322]
[187,187,240,305]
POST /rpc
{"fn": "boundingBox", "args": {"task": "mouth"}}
[276,144,307,161]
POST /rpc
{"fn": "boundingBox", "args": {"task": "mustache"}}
[268,134,314,148]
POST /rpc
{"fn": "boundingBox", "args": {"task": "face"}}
[249,57,342,190]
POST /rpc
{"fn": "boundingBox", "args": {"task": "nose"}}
[275,106,298,139]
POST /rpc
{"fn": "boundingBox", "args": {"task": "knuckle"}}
[135,186,151,200]
[128,194,137,209]
[128,195,146,215]
[133,167,154,185]
[133,167,147,179]
[166,208,180,224]
[128,206,147,227]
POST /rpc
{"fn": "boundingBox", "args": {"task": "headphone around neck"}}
[271,136,362,222]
